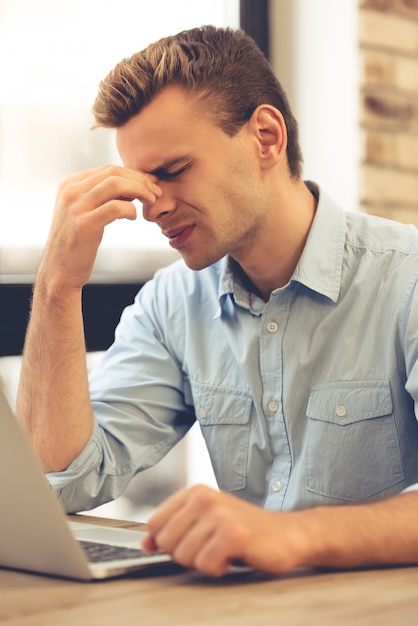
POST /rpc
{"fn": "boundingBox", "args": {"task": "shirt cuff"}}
[46,421,102,501]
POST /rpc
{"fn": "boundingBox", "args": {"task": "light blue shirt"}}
[49,183,418,513]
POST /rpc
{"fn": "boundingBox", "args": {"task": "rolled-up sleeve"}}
[47,263,196,513]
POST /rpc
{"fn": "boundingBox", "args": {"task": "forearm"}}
[16,273,94,472]
[16,165,162,472]
[299,491,418,570]
[144,485,418,577]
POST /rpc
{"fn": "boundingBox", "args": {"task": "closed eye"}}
[152,161,194,181]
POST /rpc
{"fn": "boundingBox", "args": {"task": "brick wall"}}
[359,0,418,224]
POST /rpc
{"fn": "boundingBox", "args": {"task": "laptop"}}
[0,386,173,581]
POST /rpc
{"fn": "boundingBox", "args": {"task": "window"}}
[0,0,239,282]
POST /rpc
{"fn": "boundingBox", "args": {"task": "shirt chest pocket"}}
[306,381,404,502]
[190,381,252,492]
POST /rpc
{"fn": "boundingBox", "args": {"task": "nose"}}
[142,189,177,223]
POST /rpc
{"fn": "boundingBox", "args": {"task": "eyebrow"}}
[148,155,195,177]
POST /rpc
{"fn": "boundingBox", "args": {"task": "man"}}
[17,25,418,577]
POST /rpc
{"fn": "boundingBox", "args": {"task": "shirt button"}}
[198,407,207,418]
[267,321,279,333]
[268,400,279,413]
[336,405,347,417]
[272,480,282,492]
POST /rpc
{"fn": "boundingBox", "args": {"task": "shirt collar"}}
[292,182,345,303]
[218,182,346,311]
[216,257,241,318]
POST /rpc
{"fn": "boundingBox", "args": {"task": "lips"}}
[163,224,195,249]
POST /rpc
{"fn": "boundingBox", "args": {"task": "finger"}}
[147,488,191,538]
[141,534,159,553]
[59,165,162,215]
[84,165,162,204]
[147,485,220,543]
[147,486,232,568]
[68,164,159,191]
[160,514,241,576]
[87,176,160,209]
[82,198,139,225]
[167,516,219,570]
[147,493,196,556]
[192,532,234,577]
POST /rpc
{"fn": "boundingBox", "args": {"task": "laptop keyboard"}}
[79,540,149,563]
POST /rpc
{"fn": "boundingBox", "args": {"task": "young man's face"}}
[116,85,267,271]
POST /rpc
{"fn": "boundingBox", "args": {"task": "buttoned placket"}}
[254,286,294,510]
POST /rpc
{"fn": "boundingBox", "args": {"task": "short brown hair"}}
[93,25,303,178]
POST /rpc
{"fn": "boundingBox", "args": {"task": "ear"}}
[249,105,287,169]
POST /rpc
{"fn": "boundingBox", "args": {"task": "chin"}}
[183,259,210,271]
[181,253,221,272]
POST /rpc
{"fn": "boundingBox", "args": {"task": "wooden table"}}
[0,515,417,625]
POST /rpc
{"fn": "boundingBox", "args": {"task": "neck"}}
[236,179,318,301]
